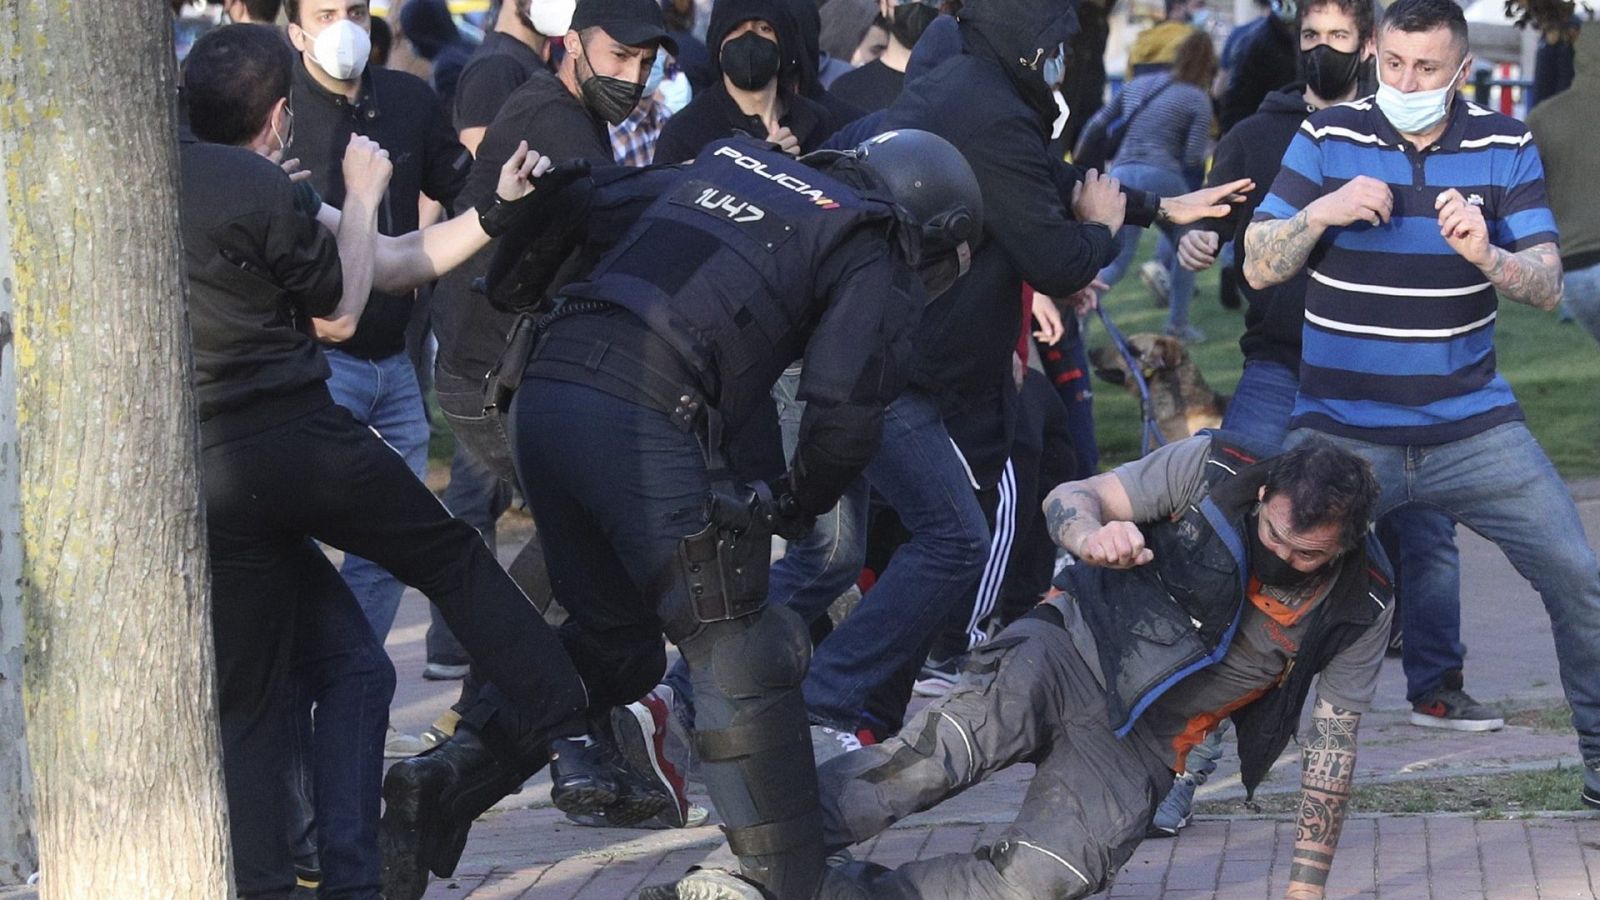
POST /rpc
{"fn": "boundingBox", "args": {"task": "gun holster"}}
[675,485,773,626]
[483,313,540,416]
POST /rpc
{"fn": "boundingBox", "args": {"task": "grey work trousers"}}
[817,616,1174,899]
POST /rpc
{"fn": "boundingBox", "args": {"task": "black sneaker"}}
[1410,687,1504,732]
[549,734,671,827]
[1582,782,1600,811]
[912,656,961,698]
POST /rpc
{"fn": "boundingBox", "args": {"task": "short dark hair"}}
[1299,0,1376,44]
[369,13,393,65]
[184,25,294,146]
[285,0,301,23]
[1261,440,1378,551]
[1380,0,1468,58]
[238,0,284,21]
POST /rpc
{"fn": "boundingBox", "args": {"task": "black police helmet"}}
[854,129,984,300]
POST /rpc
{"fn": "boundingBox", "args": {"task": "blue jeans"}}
[1227,361,1464,700]
[801,390,990,728]
[1098,162,1197,332]
[1564,260,1600,347]
[325,348,432,641]
[1288,423,1600,765]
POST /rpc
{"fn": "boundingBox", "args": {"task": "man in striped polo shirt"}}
[1245,0,1600,819]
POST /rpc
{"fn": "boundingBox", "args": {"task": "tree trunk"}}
[0,152,39,885]
[0,1,233,896]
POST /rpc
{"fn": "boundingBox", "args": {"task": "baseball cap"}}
[570,0,679,55]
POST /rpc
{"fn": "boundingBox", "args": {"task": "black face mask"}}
[1302,43,1363,103]
[890,2,938,49]
[1247,512,1334,590]
[578,45,646,125]
[721,31,782,91]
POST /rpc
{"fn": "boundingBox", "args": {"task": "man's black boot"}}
[380,726,523,900]
[549,733,671,827]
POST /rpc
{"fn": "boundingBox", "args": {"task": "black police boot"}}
[549,732,672,827]
[380,726,524,900]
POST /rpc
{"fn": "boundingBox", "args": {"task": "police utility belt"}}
[487,302,772,629]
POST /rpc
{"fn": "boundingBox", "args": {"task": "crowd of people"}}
[171,0,1600,896]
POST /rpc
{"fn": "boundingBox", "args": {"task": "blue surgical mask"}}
[644,53,667,96]
[1042,44,1065,87]
[1190,8,1212,29]
[1375,56,1468,135]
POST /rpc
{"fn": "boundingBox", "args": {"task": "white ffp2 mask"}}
[311,19,371,81]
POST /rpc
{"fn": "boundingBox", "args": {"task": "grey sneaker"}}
[1582,766,1600,811]
[384,726,427,759]
[1140,260,1171,307]
[1410,687,1504,732]
[1148,772,1196,837]
[422,662,471,681]
[911,656,960,698]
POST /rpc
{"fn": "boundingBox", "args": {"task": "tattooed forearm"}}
[1290,699,1361,892]
[1481,242,1563,310]
[1043,484,1103,555]
[1243,209,1324,291]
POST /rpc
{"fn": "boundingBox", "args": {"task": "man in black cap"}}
[425,0,678,780]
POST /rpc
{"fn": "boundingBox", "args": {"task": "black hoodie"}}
[655,0,838,164]
[879,0,1160,484]
[1208,83,1316,370]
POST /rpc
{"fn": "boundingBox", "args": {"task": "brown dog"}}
[1090,333,1229,445]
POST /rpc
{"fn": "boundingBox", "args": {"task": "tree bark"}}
[0,153,39,885]
[0,1,233,896]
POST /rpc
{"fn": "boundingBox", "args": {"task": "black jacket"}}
[1208,84,1315,370]
[432,69,614,381]
[491,138,921,514]
[179,138,343,432]
[654,82,836,165]
[1059,433,1393,795]
[1220,16,1298,133]
[285,60,469,360]
[878,0,1158,485]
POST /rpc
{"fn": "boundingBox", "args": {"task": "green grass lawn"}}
[1088,232,1600,477]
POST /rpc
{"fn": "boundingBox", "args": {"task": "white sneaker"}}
[383,726,426,759]
[1140,260,1171,307]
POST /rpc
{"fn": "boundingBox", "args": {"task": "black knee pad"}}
[710,604,811,699]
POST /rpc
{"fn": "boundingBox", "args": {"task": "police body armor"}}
[526,139,903,900]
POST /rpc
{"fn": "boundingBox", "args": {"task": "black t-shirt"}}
[433,70,614,379]
[179,138,343,426]
[285,60,469,359]
[453,31,549,132]
[828,60,906,114]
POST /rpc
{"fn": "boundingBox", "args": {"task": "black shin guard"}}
[679,607,826,900]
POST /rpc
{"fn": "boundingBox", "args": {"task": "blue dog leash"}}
[1093,305,1167,457]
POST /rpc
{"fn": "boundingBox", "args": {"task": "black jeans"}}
[205,399,587,898]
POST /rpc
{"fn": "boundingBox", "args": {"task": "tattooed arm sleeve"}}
[1288,698,1361,898]
[1242,209,1326,291]
[1041,472,1136,558]
[1480,242,1564,311]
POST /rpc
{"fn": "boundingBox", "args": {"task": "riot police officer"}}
[380,130,983,900]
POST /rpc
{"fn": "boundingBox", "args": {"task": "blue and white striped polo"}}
[1252,95,1560,445]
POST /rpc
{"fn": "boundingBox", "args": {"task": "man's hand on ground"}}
[1160,177,1253,225]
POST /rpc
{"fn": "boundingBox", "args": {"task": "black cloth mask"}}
[721,31,782,90]
[890,2,938,50]
[579,44,646,125]
[1247,512,1333,590]
[1302,43,1363,103]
